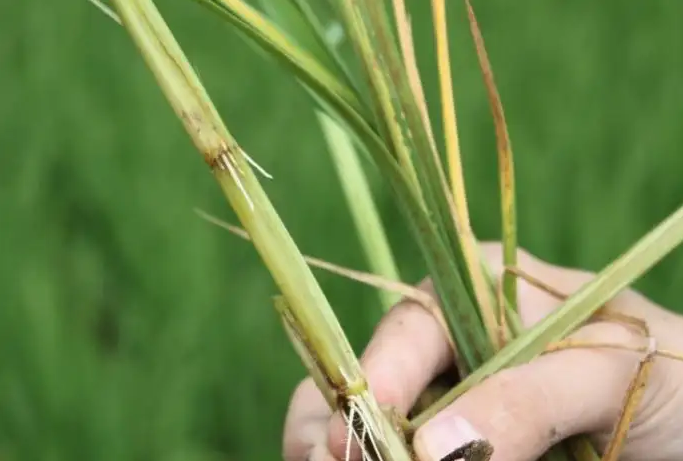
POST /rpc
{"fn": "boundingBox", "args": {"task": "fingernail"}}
[414,415,483,461]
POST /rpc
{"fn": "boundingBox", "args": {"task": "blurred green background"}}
[2,0,683,460]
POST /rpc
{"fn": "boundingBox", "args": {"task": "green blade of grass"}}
[318,111,402,309]
[193,0,371,124]
[256,0,358,91]
[391,0,438,156]
[411,201,683,429]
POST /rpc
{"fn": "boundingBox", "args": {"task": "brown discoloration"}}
[382,405,411,440]
[439,439,494,461]
[203,140,242,176]
[338,377,368,398]
[202,152,214,168]
[601,340,657,461]
[466,0,518,319]
[180,111,217,170]
[180,110,204,137]
[179,111,239,174]
[548,426,561,445]
[592,308,651,337]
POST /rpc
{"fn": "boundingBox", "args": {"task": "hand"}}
[282,243,683,461]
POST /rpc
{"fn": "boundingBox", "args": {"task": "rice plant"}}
[85,1,683,460]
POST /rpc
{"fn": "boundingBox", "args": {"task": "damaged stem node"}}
[205,140,273,211]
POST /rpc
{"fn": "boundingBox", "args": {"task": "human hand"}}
[282,243,683,461]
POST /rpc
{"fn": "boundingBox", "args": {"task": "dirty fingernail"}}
[413,415,483,461]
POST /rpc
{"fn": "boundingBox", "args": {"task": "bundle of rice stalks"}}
[93,0,683,460]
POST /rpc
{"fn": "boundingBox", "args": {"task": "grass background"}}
[2,0,683,460]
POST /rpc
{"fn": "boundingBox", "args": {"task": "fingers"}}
[357,279,456,414]
[413,321,644,461]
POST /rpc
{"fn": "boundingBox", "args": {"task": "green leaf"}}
[256,0,357,91]
[318,111,402,310]
[195,0,369,122]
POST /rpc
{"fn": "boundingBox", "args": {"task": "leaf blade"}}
[466,0,518,314]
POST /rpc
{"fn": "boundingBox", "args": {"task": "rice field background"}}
[2,1,683,460]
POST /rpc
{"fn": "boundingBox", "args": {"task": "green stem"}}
[319,111,401,310]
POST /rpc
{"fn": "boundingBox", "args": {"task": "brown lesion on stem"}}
[179,110,239,173]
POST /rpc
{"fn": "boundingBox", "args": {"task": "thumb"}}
[412,246,646,461]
